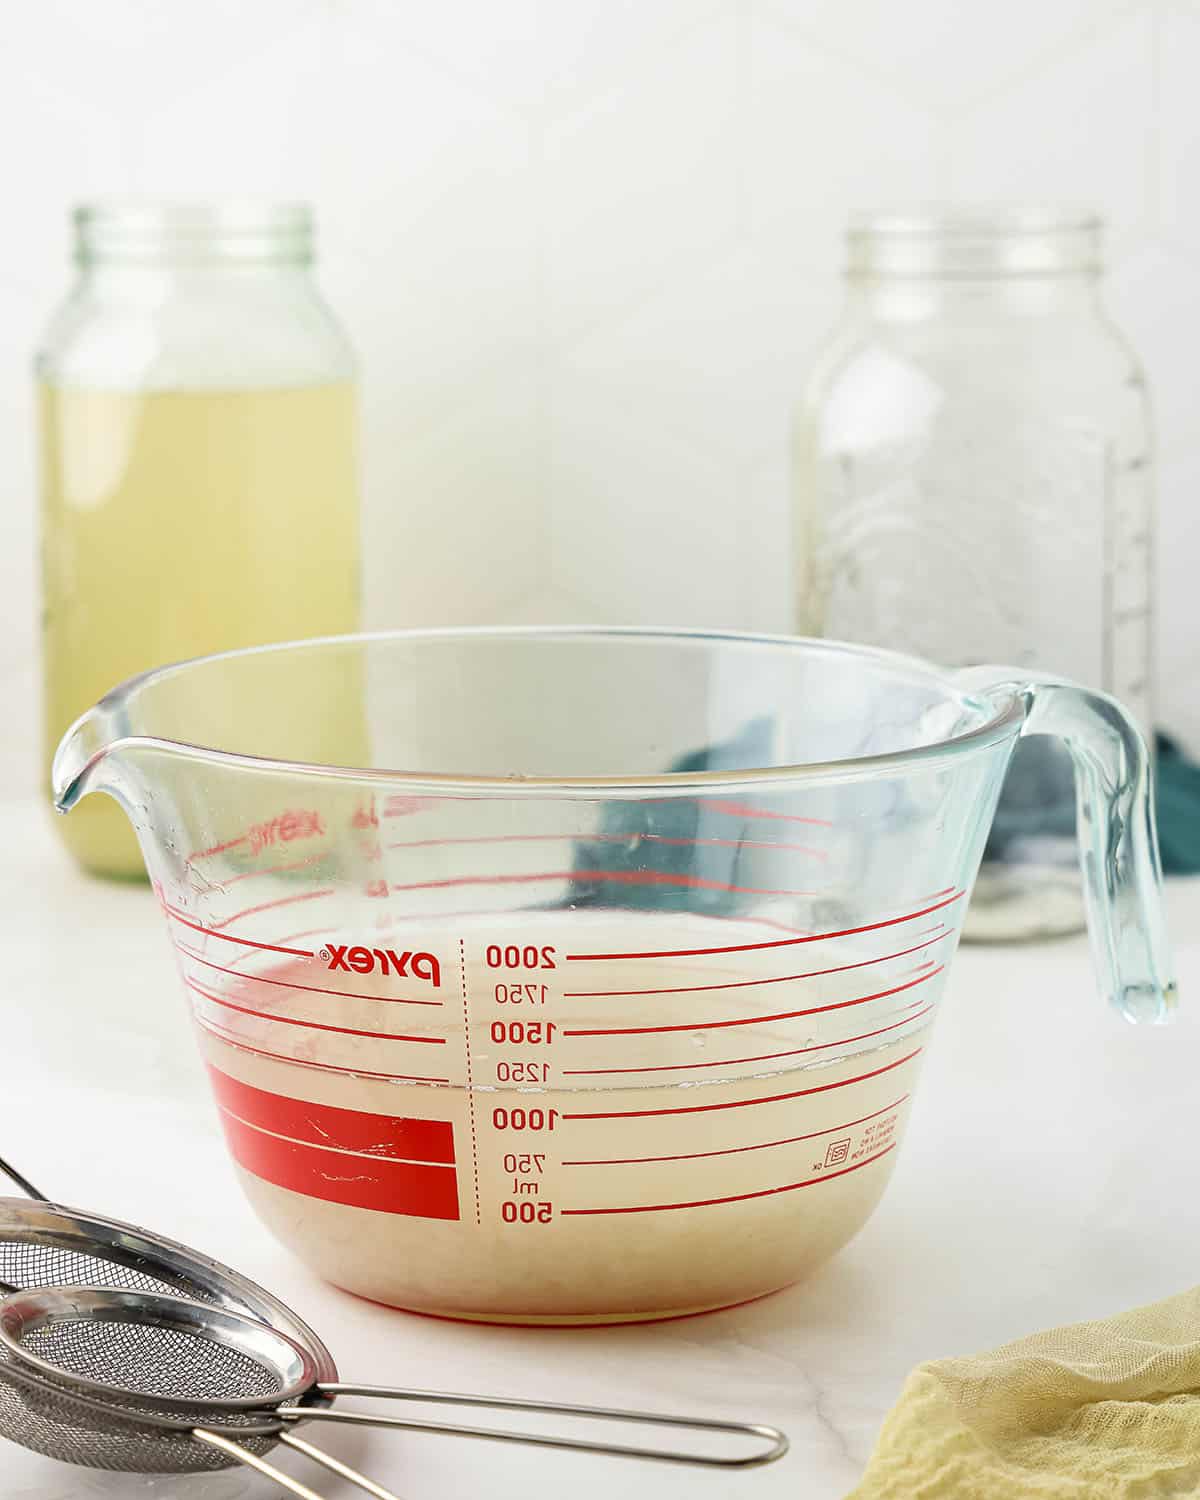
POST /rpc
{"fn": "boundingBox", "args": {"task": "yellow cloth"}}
[848,1285,1200,1497]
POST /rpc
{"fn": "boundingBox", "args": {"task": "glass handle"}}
[958,669,1177,1024]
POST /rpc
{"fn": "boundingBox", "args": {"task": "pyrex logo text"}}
[321,945,441,987]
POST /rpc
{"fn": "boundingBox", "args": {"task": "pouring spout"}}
[51,701,128,812]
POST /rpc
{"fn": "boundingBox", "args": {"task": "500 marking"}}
[501,1201,553,1224]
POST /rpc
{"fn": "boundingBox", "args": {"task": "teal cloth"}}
[1155,732,1200,875]
[564,725,1200,910]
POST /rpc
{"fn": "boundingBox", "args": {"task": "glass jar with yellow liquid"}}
[37,201,360,878]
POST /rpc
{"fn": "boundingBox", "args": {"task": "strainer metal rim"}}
[0,1288,319,1414]
[0,1198,338,1391]
[0,1341,297,1440]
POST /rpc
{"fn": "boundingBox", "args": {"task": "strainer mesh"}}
[0,1238,213,1301]
[0,1344,283,1474]
[17,1318,283,1402]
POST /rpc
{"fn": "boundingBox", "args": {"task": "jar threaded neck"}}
[847,209,1103,278]
[74,201,314,266]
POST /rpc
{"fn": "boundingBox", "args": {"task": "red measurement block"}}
[208,1066,460,1220]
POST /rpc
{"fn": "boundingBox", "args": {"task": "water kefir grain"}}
[194,912,941,1324]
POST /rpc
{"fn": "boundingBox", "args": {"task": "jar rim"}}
[73,199,314,265]
[847,205,1103,277]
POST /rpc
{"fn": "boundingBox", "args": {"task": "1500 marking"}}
[490,1020,556,1043]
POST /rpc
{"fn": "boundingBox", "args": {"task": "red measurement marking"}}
[185,978,446,1045]
[188,835,248,862]
[223,850,330,887]
[633,797,831,827]
[387,831,827,860]
[273,927,333,947]
[562,966,942,1038]
[560,1004,936,1077]
[162,903,315,959]
[352,799,379,830]
[196,1018,449,1084]
[706,799,832,826]
[459,939,481,1226]
[565,890,964,961]
[564,931,948,998]
[562,1047,921,1121]
[208,1066,456,1163]
[175,945,444,1008]
[382,797,435,819]
[216,1105,459,1220]
[194,927,336,973]
[246,808,326,856]
[206,888,335,931]
[561,1096,909,1165]
[387,869,819,899]
[561,1143,897,1215]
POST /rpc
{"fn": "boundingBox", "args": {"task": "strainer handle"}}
[282,1384,788,1468]
[0,1157,46,1202]
[0,1159,46,1291]
[195,1429,406,1500]
[957,668,1177,1024]
[192,1430,330,1499]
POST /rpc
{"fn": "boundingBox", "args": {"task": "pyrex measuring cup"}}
[52,629,1174,1325]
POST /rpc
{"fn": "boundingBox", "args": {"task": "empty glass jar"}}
[794,210,1153,940]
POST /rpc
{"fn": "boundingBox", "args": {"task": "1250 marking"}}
[495,1060,551,1084]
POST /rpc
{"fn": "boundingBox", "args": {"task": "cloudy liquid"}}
[41,383,359,877]
[186,917,940,1324]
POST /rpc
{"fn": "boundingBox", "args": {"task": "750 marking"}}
[501,1153,552,1225]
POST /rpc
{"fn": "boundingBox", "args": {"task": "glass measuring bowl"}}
[52,629,1175,1325]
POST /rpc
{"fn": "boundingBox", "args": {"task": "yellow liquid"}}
[41,383,360,879]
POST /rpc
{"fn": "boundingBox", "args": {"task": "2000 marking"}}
[486,945,557,970]
[492,1107,559,1132]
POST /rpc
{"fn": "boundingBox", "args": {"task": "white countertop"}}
[2,796,1198,1500]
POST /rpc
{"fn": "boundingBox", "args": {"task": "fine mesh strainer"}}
[0,1157,788,1490]
[0,1289,336,1489]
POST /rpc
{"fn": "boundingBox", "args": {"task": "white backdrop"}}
[3,0,1199,794]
